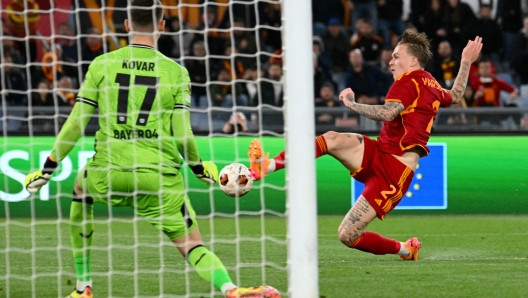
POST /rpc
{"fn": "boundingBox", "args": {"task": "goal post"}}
[283,0,319,297]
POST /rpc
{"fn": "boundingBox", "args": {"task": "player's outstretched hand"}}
[25,157,57,194]
[191,161,219,186]
[25,170,52,193]
[339,88,356,109]
[461,36,483,64]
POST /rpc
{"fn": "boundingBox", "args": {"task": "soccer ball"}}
[219,163,253,197]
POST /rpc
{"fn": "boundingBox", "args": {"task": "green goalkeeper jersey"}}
[76,44,191,174]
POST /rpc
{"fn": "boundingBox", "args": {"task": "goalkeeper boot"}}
[66,286,92,298]
[248,139,270,181]
[225,285,281,298]
[399,237,422,261]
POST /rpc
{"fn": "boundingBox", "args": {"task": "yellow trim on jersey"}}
[350,167,363,177]
[385,98,402,102]
[396,70,415,81]
[398,78,422,153]
[400,144,429,155]
[401,78,420,115]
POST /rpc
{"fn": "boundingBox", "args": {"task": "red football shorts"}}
[351,136,415,220]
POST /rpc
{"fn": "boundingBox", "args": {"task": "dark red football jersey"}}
[378,70,452,156]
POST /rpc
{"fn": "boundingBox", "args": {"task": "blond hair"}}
[398,30,433,68]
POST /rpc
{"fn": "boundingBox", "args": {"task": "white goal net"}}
[0,0,318,297]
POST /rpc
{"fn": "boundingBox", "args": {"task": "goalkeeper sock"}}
[70,200,94,284]
[348,232,400,255]
[187,245,234,291]
[76,280,93,292]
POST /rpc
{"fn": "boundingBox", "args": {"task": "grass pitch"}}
[1,215,527,297]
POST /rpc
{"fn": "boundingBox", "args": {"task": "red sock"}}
[273,135,329,171]
[273,150,286,171]
[348,232,400,255]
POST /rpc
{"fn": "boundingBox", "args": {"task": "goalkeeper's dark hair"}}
[397,30,432,68]
[129,0,163,31]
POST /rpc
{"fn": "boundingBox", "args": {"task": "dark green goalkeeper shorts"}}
[76,160,197,241]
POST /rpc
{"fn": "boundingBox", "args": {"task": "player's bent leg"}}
[67,176,94,298]
[338,196,377,247]
[339,196,402,255]
[173,229,281,297]
[323,131,365,173]
[248,132,361,180]
[172,227,204,255]
[173,228,236,293]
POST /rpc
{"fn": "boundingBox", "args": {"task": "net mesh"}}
[0,0,287,297]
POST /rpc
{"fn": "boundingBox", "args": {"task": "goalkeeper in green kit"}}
[24,1,280,297]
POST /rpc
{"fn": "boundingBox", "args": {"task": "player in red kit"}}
[248,31,482,260]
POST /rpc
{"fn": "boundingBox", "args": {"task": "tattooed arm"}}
[449,37,483,105]
[339,89,405,122]
[448,61,471,105]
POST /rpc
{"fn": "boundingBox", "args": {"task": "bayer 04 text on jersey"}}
[113,129,159,140]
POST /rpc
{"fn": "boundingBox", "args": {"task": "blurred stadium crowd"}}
[1,0,528,134]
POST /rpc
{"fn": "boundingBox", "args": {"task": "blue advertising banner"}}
[352,143,447,209]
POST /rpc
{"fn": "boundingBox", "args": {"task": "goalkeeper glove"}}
[25,157,58,194]
[189,160,218,186]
